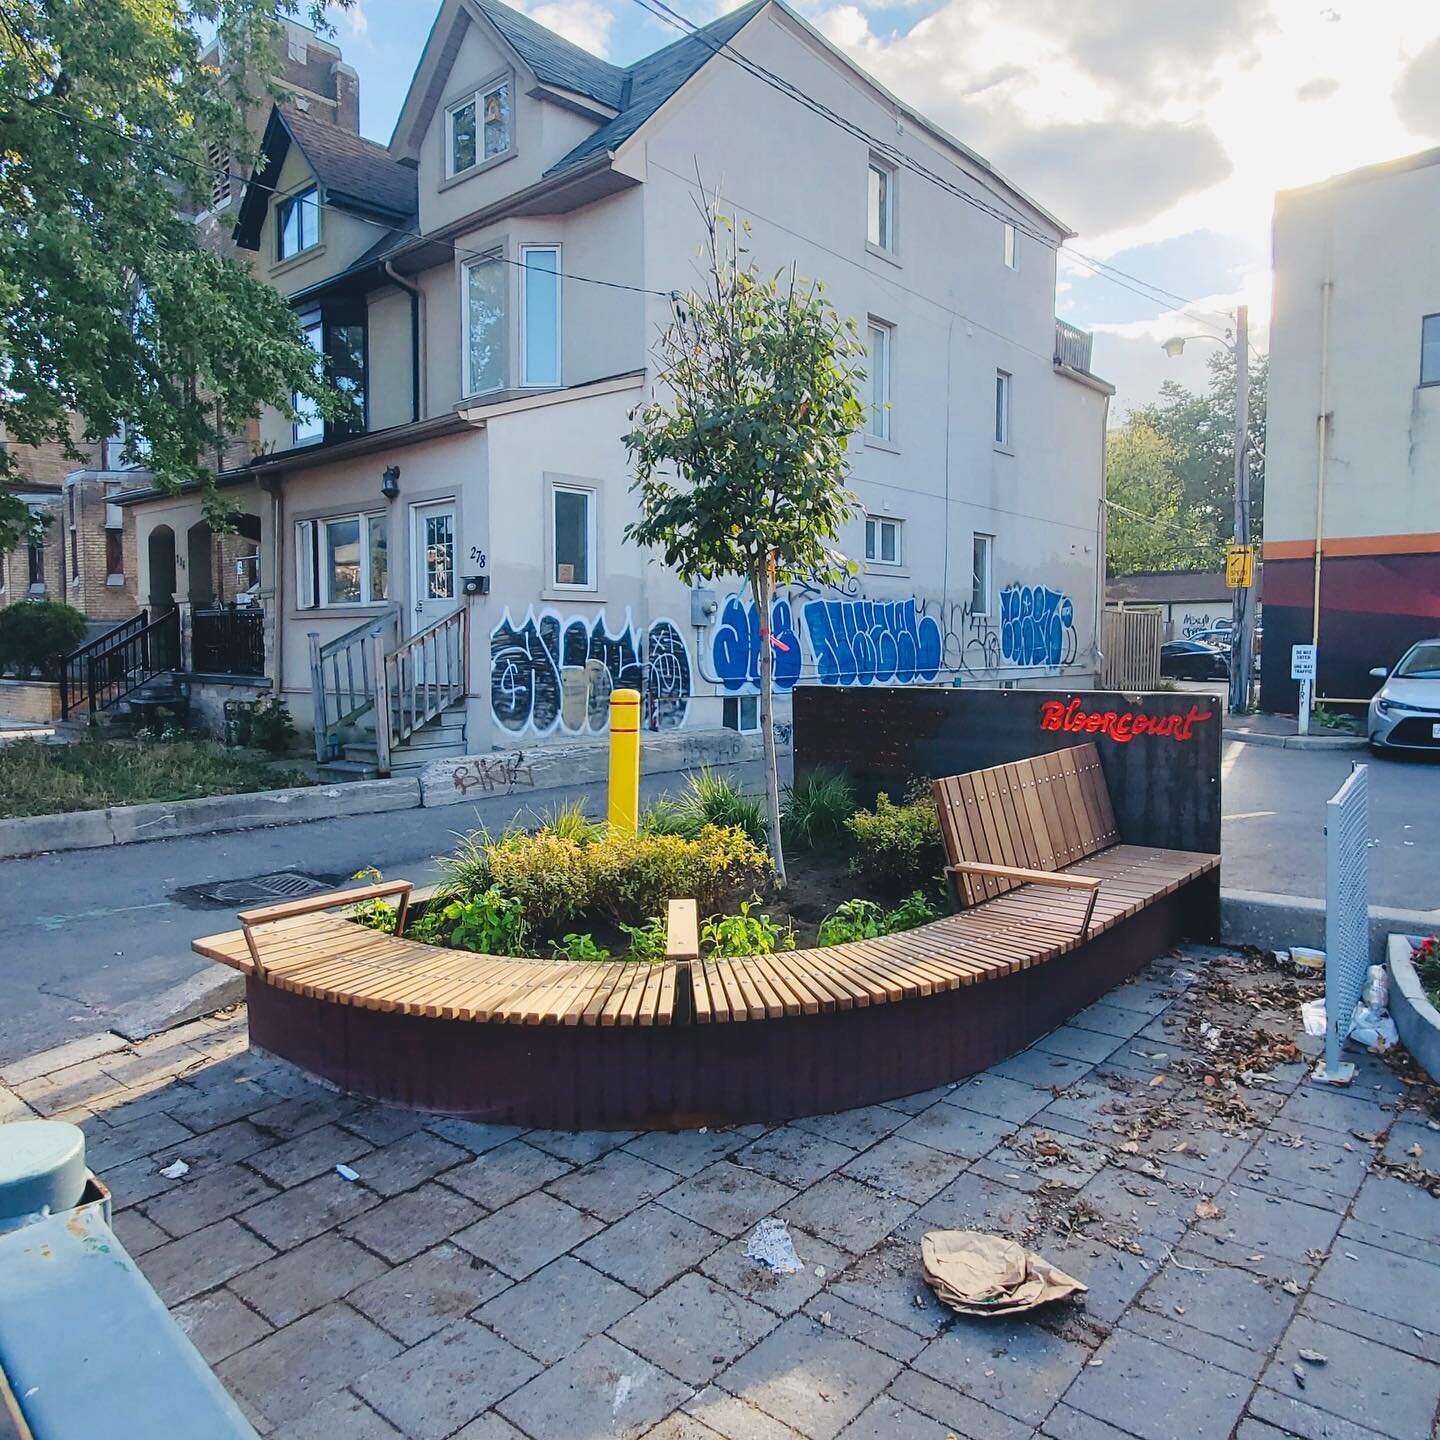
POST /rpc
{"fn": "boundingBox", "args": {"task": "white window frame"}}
[864,514,902,567]
[1003,223,1017,269]
[293,309,325,445]
[723,695,760,733]
[294,512,388,609]
[1422,313,1440,387]
[463,249,508,398]
[971,533,994,617]
[867,318,893,442]
[867,156,895,252]
[520,244,561,388]
[446,73,514,179]
[994,369,1011,449]
[550,482,596,592]
[276,184,320,261]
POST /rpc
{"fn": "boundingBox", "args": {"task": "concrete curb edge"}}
[1222,727,1368,752]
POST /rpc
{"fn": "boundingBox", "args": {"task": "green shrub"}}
[584,823,770,925]
[618,915,669,962]
[551,932,611,962]
[530,799,603,845]
[436,830,496,900]
[248,698,297,756]
[701,897,795,957]
[680,768,767,847]
[782,766,857,852]
[487,832,591,927]
[884,889,939,932]
[817,898,887,946]
[846,792,944,895]
[638,796,698,838]
[444,888,529,955]
[346,867,398,933]
[0,599,87,679]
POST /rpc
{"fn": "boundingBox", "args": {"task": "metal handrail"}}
[307,607,399,763]
[59,608,181,718]
[58,610,148,717]
[378,607,468,772]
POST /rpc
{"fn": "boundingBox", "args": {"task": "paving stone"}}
[111,1207,169,1257]
[543,1148,679,1220]
[249,1094,359,1140]
[1379,1115,1436,1166]
[1067,999,1152,1040]
[1119,1306,1268,1381]
[681,1385,803,1438]
[217,1302,402,1429]
[884,1371,1033,1440]
[1137,1246,1301,1351]
[1237,1131,1370,1213]
[841,1135,966,1204]
[577,1202,726,1295]
[734,1128,858,1188]
[789,1105,908,1151]
[97,1151,185,1209]
[643,1414,726,1440]
[245,1122,373,1189]
[141,1162,281,1238]
[1338,1211,1440,1271]
[1348,1170,1440,1245]
[947,1071,1055,1123]
[16,1058,128,1115]
[341,1182,482,1264]
[823,1236,950,1340]
[912,1314,1091,1426]
[1131,1123,1256,1182]
[158,1077,274,1134]
[172,1289,273,1365]
[0,1029,128,1085]
[152,1118,273,1176]
[85,1110,194,1171]
[1188,1182,1343,1263]
[1063,1328,1247,1440]
[338,1128,469,1197]
[229,1231,389,1327]
[441,1138,573,1210]
[451,1415,529,1440]
[1072,1163,1221,1246]
[698,1220,836,1301]
[477,1256,641,1363]
[1272,1085,1397,1138]
[454,1190,605,1279]
[1260,1315,1440,1438]
[837,1396,958,1439]
[349,1241,511,1345]
[354,1319,541,1440]
[1312,1235,1440,1336]
[894,1103,1014,1160]
[497,1334,690,1439]
[799,1293,924,1362]
[139,1217,276,1306]
[882,1084,956,1116]
[611,1272,777,1385]
[715,1314,901,1439]
[913,1170,1036,1239]
[424,1117,526,1155]
[659,1161,799,1239]
[524,1128,636,1165]
[1245,1385,1392,1440]
[778,1174,914,1255]
[1032,1025,1125,1065]
[1030,1233,1156,1325]
[1038,1073,1142,1138]
[1300,1291,1440,1366]
[277,1388,402,1439]
[1042,1402,1154,1439]
[238,1169,381,1250]
[337,1105,433,1146]
[978,1124,1111,1194]
[622,1125,765,1176]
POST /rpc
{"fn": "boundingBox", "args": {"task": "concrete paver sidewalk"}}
[4,947,1438,1440]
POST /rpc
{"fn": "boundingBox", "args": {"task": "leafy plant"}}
[551,932,611,963]
[0,599,87,679]
[247,697,297,756]
[817,898,886,946]
[530,799,603,846]
[444,888,529,956]
[1413,935,1440,1004]
[701,897,795,958]
[584,823,770,925]
[1310,704,1352,731]
[782,766,857,852]
[618,915,669,963]
[638,796,698,838]
[347,866,398,933]
[681,768,766,848]
[436,829,497,900]
[884,889,939,933]
[486,833,591,928]
[846,792,944,895]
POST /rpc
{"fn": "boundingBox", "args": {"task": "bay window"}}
[465,251,507,395]
[292,301,367,446]
[521,245,561,387]
[295,513,388,608]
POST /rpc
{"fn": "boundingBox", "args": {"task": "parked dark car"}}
[1160,640,1229,680]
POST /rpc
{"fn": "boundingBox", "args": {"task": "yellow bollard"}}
[607,687,641,833]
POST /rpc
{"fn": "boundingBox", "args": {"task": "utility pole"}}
[1230,305,1253,715]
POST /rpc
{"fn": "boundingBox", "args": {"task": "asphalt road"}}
[3,743,1438,1067]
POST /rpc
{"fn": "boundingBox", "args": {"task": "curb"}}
[1387,933,1440,1082]
[0,776,421,861]
[1223,728,1368,751]
[1221,887,1439,966]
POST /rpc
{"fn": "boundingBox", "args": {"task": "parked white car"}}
[1368,639,1440,754]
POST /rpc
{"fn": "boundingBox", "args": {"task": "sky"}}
[328,0,1440,417]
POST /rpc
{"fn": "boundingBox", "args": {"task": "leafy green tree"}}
[1105,419,1216,575]
[0,0,349,552]
[624,208,866,882]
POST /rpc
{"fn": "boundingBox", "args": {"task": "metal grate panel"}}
[198,872,333,906]
[1324,763,1369,1078]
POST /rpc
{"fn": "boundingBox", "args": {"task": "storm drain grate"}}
[193,871,336,906]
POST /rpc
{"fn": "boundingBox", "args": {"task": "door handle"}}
[415,601,424,614]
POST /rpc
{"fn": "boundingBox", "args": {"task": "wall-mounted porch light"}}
[380,465,401,499]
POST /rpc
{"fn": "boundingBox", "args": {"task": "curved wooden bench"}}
[194,742,1217,1128]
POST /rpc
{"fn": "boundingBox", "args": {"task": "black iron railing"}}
[58,607,180,717]
[192,605,265,677]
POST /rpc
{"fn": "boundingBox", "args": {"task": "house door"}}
[409,500,459,681]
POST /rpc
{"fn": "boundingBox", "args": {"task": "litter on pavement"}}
[921,1230,1086,1316]
[745,1217,803,1275]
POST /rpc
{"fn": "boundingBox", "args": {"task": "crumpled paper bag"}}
[921,1230,1087,1316]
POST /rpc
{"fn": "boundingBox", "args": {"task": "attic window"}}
[448,76,512,177]
[276,185,320,260]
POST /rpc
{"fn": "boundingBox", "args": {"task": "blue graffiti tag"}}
[999,584,1076,668]
[711,595,803,692]
[802,598,943,686]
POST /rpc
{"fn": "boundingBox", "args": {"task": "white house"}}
[122,0,1113,778]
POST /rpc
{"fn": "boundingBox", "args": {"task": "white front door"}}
[409,501,459,689]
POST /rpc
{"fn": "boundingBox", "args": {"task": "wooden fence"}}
[1102,607,1163,691]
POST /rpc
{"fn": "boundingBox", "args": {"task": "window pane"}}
[972,535,991,613]
[868,163,889,248]
[554,488,589,586]
[325,518,361,604]
[328,320,366,437]
[867,324,889,437]
[880,521,897,563]
[424,513,453,599]
[522,249,560,385]
[368,516,388,602]
[1424,315,1440,385]
[484,83,510,158]
[451,99,477,173]
[294,315,324,443]
[995,371,1009,445]
[278,187,318,258]
[467,256,506,393]
[1004,223,1016,268]
[864,518,876,559]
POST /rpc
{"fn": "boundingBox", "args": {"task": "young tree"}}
[0,1,349,551]
[1105,418,1215,575]
[624,208,866,882]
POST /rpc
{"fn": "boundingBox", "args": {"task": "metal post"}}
[608,688,641,833]
[371,627,393,775]
[1229,304,1253,715]
[1315,762,1369,1086]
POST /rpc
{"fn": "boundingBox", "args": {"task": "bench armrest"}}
[945,863,1100,937]
[239,880,413,976]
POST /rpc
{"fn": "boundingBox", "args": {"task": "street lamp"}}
[1161,305,1253,715]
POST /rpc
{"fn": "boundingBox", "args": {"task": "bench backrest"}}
[932,742,1120,907]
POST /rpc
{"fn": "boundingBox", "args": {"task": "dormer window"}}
[276,185,319,260]
[448,76,512,177]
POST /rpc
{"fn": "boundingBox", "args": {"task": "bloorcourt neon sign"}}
[1039,699,1214,744]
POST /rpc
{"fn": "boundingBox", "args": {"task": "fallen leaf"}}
[1149,1075,1167,1088]
[1282,1279,1301,1296]
[1293,1364,1307,1389]
[1195,1199,1223,1220]
[1298,1349,1328,1365]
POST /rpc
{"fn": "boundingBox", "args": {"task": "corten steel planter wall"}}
[245,883,1213,1131]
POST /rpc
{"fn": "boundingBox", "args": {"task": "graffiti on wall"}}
[711,595,804,693]
[924,597,1002,678]
[1180,611,1227,641]
[999,584,1077,669]
[803,597,943,687]
[490,608,692,736]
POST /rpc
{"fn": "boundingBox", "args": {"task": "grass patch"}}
[0,737,310,818]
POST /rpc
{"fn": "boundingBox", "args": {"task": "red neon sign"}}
[1039,698,1214,744]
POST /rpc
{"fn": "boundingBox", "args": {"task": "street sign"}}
[1291,644,1317,681]
[1225,543,1255,588]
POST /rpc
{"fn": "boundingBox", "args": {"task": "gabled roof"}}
[469,0,625,110]
[234,106,418,251]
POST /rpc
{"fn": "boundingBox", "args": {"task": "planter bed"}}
[1388,932,1440,1083]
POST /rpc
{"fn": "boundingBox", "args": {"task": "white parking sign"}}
[1291,644,1317,681]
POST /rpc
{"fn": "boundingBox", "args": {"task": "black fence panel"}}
[192,606,265,677]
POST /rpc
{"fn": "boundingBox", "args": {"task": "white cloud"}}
[525,0,615,56]
[339,1,369,39]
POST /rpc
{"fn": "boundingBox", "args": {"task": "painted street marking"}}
[32,901,175,932]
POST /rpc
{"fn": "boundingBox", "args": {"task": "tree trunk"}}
[753,565,787,886]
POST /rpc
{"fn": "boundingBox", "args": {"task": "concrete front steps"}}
[318,704,467,782]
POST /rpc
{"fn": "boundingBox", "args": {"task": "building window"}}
[865,515,901,566]
[276,185,319,260]
[1003,223,1017,269]
[994,369,1011,448]
[448,77,511,177]
[521,245,561,387]
[294,310,325,445]
[867,157,893,250]
[105,528,124,579]
[465,251,507,395]
[867,320,892,440]
[723,695,760,733]
[207,142,232,211]
[67,486,78,579]
[1423,314,1440,386]
[552,484,593,588]
[292,302,366,446]
[971,533,993,616]
[295,513,388,608]
[27,509,44,588]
